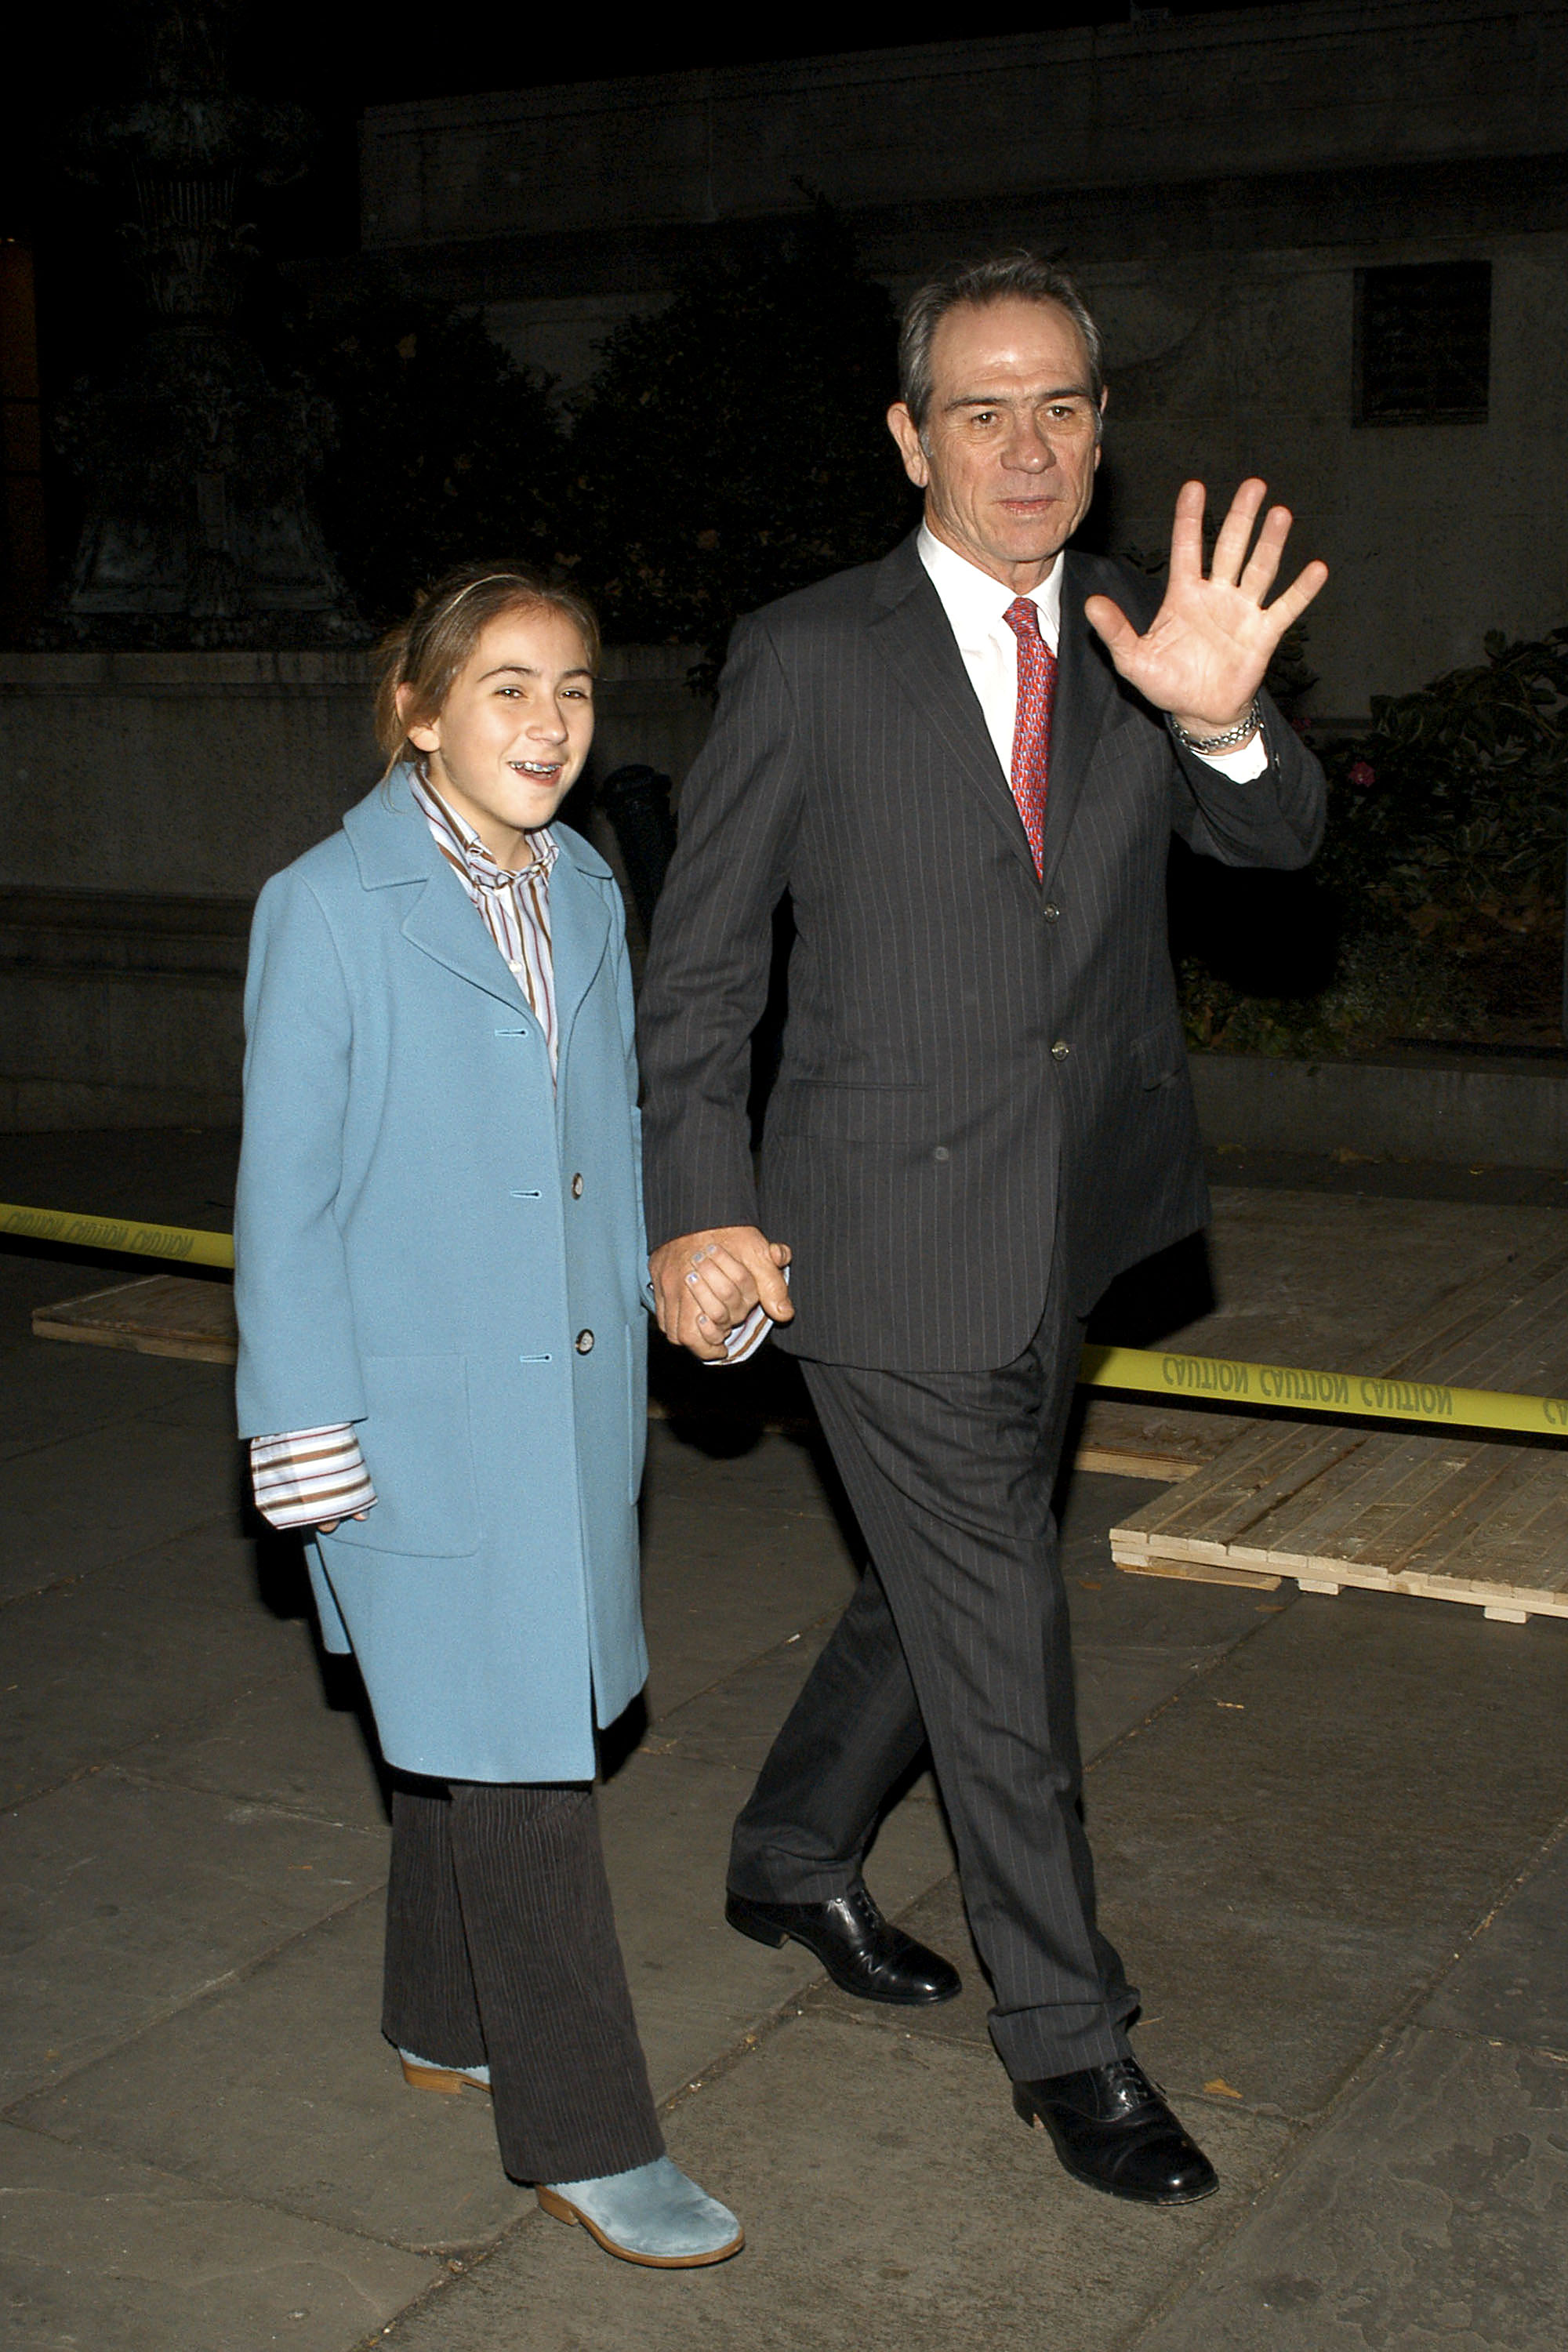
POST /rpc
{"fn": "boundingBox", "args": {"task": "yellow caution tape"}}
[0,1201,234,1270]
[1,1199,1563,1436]
[1080,1344,1568,1439]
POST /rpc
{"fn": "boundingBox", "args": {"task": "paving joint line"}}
[0,1878,389,2120]
[0,1504,241,1616]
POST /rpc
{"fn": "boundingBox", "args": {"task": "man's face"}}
[887,297,1105,588]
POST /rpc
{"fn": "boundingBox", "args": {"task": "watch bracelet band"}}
[1167,699,1262,754]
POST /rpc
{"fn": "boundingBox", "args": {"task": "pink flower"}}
[1348,759,1376,789]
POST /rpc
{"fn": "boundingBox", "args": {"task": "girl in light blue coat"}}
[234,564,742,2267]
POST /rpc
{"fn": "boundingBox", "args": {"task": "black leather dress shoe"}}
[725,1882,961,2005]
[1014,2059,1219,2205]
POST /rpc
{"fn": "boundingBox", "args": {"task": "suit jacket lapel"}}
[1039,554,1136,898]
[868,537,1040,887]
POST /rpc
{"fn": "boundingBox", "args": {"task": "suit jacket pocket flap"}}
[1133,1022,1186,1090]
[327,1353,482,1559]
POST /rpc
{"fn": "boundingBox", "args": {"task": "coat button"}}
[575,1329,594,1354]
[1051,1039,1071,1060]
[1043,902,1061,922]
[571,1173,583,1198]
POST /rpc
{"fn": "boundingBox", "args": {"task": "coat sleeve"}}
[637,615,803,1249]
[1167,691,1327,870]
[234,868,368,1439]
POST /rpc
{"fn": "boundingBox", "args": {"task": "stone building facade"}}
[359,0,1568,721]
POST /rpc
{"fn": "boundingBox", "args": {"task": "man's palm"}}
[1083,478,1327,734]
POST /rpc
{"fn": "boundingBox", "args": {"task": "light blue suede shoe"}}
[537,2155,744,2267]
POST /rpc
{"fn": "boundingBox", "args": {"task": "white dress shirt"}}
[916,524,1269,782]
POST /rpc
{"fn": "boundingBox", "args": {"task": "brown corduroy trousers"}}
[381,1778,664,2184]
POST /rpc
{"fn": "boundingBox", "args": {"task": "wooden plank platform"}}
[33,1275,239,1364]
[1111,1243,1568,1624]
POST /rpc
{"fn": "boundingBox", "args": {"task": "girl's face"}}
[400,606,594,866]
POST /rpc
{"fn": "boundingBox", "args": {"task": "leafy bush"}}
[285,290,565,628]
[1179,627,1567,1053]
[1318,627,1568,957]
[561,207,916,678]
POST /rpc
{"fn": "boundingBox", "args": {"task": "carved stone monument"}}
[52,0,362,645]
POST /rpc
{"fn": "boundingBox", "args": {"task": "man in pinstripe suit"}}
[639,256,1327,2206]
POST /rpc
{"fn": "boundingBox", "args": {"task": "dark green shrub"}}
[285,291,564,628]
[562,207,916,677]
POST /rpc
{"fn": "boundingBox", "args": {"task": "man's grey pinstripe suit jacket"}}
[640,531,1327,1371]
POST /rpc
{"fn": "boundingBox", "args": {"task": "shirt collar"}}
[917,522,1064,650]
[412,767,558,892]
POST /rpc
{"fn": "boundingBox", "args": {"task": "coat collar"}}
[342,767,613,1054]
[867,533,1136,895]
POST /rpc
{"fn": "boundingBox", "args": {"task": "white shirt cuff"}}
[1191,730,1269,781]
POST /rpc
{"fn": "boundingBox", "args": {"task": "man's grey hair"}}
[898,254,1105,432]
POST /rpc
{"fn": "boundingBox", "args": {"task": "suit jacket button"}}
[933,1146,950,1161]
[571,1173,584,1198]
[575,1329,595,1354]
[1043,902,1061,922]
[1051,1039,1071,1060]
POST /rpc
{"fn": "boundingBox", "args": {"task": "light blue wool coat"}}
[234,764,651,1783]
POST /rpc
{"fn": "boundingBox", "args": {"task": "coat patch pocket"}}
[1132,1022,1186,1091]
[326,1353,481,1559]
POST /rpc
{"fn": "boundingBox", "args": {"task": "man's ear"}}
[887,402,930,490]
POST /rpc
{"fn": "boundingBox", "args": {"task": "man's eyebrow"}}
[944,384,1094,410]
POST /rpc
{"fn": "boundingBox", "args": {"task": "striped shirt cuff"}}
[250,1424,377,1530]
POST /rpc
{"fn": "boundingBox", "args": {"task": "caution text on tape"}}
[1080,1344,1568,1439]
[0,1201,234,1270]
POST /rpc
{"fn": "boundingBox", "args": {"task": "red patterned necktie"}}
[1004,595,1057,880]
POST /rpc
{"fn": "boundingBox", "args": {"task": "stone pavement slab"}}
[0,1768,385,2104]
[597,1746,955,2100]
[372,2013,1290,2352]
[1087,1594,1568,2120]
[0,1338,207,1468]
[1418,1831,1568,2058]
[122,1663,389,1833]
[10,1893,525,2256]
[638,1423,858,1722]
[0,1523,315,1809]
[819,1591,1568,2128]
[0,2118,437,2352]
[0,1412,241,1607]
[1136,2028,1568,2352]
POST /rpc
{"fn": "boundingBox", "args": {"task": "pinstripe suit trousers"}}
[381,1780,664,2183]
[728,1274,1138,2081]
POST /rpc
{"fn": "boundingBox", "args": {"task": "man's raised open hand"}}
[1083,478,1328,740]
[649,1225,794,1363]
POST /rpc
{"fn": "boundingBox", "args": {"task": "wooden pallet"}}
[1111,1244,1568,1623]
[33,1274,239,1364]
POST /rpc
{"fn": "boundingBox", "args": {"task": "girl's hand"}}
[315,1510,371,1534]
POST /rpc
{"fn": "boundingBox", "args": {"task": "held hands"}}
[650,1226,794,1363]
[1083,479,1328,739]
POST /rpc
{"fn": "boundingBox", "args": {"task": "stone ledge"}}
[1192,1048,1568,1171]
